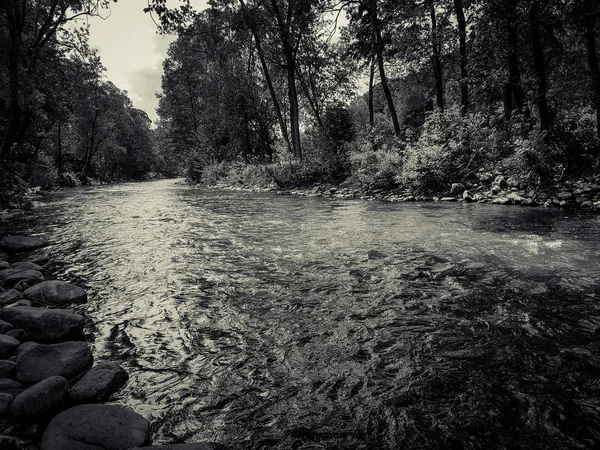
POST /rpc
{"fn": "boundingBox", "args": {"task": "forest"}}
[2,0,600,207]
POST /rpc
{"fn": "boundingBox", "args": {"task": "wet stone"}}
[16,341,93,384]
[10,261,43,272]
[69,362,129,404]
[0,236,49,254]
[0,360,16,378]
[24,280,87,305]
[0,306,85,342]
[1,270,45,289]
[41,404,151,450]
[10,375,69,419]
[0,335,20,359]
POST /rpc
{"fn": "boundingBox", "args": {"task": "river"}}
[6,178,600,449]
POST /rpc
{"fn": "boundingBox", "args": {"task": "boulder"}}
[128,444,226,450]
[0,289,22,305]
[10,375,69,419]
[0,306,85,342]
[1,270,44,289]
[462,190,476,202]
[40,404,151,450]
[0,392,13,415]
[16,341,93,384]
[0,360,16,378]
[70,362,129,403]
[507,192,525,205]
[490,185,502,195]
[494,176,509,189]
[10,261,43,272]
[0,236,49,254]
[0,335,20,359]
[450,183,466,195]
[24,280,87,305]
[0,320,13,334]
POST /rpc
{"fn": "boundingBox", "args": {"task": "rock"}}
[0,288,22,306]
[0,378,22,390]
[573,184,600,195]
[1,270,44,289]
[5,300,32,308]
[128,444,226,450]
[6,329,27,342]
[0,306,85,342]
[491,197,511,205]
[557,191,573,200]
[440,197,457,202]
[491,185,502,195]
[479,172,494,184]
[0,393,13,415]
[28,254,49,266]
[40,404,151,450]
[494,176,508,189]
[0,435,21,450]
[0,320,13,334]
[450,183,466,195]
[0,261,9,270]
[0,335,20,359]
[10,261,43,272]
[10,376,69,419]
[521,198,536,206]
[24,280,87,305]
[16,341,93,384]
[0,360,16,378]
[70,362,129,403]
[0,236,49,254]
[581,201,594,208]
[462,190,475,202]
[507,192,525,205]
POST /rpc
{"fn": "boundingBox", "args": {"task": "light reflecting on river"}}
[13,179,600,449]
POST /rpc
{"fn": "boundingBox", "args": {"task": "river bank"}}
[0,221,225,449]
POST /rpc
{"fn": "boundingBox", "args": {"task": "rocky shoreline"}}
[207,173,600,210]
[0,234,225,450]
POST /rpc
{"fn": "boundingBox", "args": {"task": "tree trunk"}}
[587,20,600,142]
[506,0,528,119]
[454,0,468,116]
[368,55,375,126]
[1,3,22,156]
[529,2,550,131]
[370,0,401,135]
[429,0,444,112]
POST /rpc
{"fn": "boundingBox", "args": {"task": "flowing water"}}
[6,178,600,449]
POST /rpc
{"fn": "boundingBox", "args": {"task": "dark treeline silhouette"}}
[149,0,600,192]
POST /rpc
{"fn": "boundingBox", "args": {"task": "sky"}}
[86,0,209,124]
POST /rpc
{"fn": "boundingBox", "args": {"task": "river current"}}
[7,179,600,449]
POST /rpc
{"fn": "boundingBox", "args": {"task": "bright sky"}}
[86,0,210,124]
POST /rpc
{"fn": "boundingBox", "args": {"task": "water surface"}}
[10,179,600,449]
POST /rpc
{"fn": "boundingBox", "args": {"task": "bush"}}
[348,136,404,190]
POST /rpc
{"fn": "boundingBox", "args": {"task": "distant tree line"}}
[0,0,171,208]
[150,0,600,191]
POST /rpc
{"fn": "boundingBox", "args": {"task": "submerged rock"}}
[70,362,129,403]
[24,280,87,305]
[10,375,69,419]
[0,236,49,254]
[41,404,151,450]
[0,306,85,342]
[15,341,93,384]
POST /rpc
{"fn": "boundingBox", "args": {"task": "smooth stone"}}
[6,329,28,342]
[0,289,22,305]
[16,341,93,384]
[0,306,85,342]
[24,280,87,305]
[10,261,43,272]
[10,375,69,419]
[0,393,13,415]
[0,335,20,359]
[0,378,22,390]
[557,191,573,200]
[0,320,13,333]
[507,192,525,204]
[41,404,151,450]
[70,362,129,403]
[2,270,44,289]
[0,236,49,254]
[128,444,226,450]
[0,360,16,378]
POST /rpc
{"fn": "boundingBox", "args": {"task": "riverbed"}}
[6,178,600,449]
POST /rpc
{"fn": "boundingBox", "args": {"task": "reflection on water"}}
[10,179,600,449]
